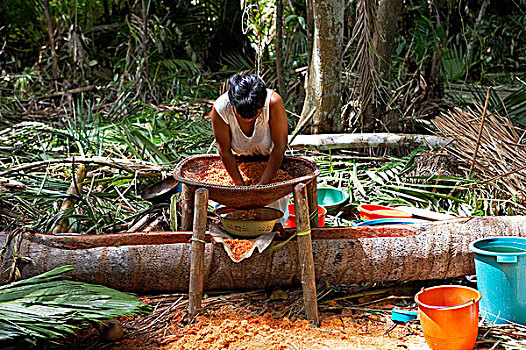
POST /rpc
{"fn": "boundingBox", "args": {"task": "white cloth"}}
[213,89,274,156]
[213,89,289,225]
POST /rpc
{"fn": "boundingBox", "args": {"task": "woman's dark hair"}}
[228,74,267,119]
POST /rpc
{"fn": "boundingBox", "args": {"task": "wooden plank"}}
[188,188,208,320]
[293,183,319,326]
[181,184,195,231]
[306,180,319,228]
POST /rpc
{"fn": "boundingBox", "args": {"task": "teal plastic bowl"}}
[317,187,350,213]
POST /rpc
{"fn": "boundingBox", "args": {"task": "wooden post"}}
[293,183,319,326]
[306,179,319,228]
[181,184,195,231]
[187,188,208,320]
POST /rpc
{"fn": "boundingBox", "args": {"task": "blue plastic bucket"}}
[469,237,526,325]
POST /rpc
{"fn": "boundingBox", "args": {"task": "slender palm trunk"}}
[141,0,151,98]
[374,0,403,131]
[275,0,286,97]
[43,0,59,90]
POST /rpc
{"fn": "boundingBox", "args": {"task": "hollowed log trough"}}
[1,216,525,292]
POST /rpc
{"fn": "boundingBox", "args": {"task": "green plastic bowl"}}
[317,187,350,213]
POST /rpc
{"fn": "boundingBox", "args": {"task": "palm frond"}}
[446,83,526,129]
[0,266,152,345]
[442,44,467,81]
[497,85,526,128]
[0,0,42,25]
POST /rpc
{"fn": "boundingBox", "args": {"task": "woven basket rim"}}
[173,154,320,191]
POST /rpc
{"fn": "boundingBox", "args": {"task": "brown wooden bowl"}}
[173,154,320,209]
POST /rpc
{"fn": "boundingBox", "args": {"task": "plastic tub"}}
[415,285,481,350]
[358,204,411,220]
[469,237,526,325]
[284,203,326,228]
[317,187,349,213]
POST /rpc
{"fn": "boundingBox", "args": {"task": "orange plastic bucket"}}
[358,204,411,220]
[415,285,481,350]
[284,203,326,228]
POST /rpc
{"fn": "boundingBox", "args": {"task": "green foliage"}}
[0,93,214,233]
[0,0,42,23]
[0,266,152,345]
[314,147,522,226]
[392,0,526,87]
[447,83,526,129]
[470,3,526,84]
[442,44,468,82]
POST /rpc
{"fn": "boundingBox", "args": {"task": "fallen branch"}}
[288,133,449,150]
[0,157,165,177]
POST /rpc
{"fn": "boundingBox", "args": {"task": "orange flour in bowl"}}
[185,161,293,186]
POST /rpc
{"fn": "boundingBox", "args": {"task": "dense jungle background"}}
[1,0,526,234]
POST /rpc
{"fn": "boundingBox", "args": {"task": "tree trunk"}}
[43,0,59,88]
[353,0,378,132]
[467,0,489,64]
[275,0,286,96]
[424,50,443,100]
[300,0,344,134]
[374,0,403,81]
[141,0,151,99]
[3,216,526,292]
[305,0,314,69]
[102,0,110,22]
[374,0,403,131]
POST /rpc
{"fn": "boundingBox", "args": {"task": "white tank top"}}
[213,89,274,156]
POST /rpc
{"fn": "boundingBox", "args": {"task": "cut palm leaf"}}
[0,266,152,345]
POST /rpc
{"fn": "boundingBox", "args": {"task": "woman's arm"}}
[210,107,246,186]
[258,92,288,185]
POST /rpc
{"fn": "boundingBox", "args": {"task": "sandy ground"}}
[163,309,430,350]
[75,283,516,350]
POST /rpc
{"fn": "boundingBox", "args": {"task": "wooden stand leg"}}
[181,184,195,231]
[187,188,208,320]
[306,179,319,228]
[293,183,319,326]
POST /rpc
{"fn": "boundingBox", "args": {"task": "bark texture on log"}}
[1,217,525,292]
